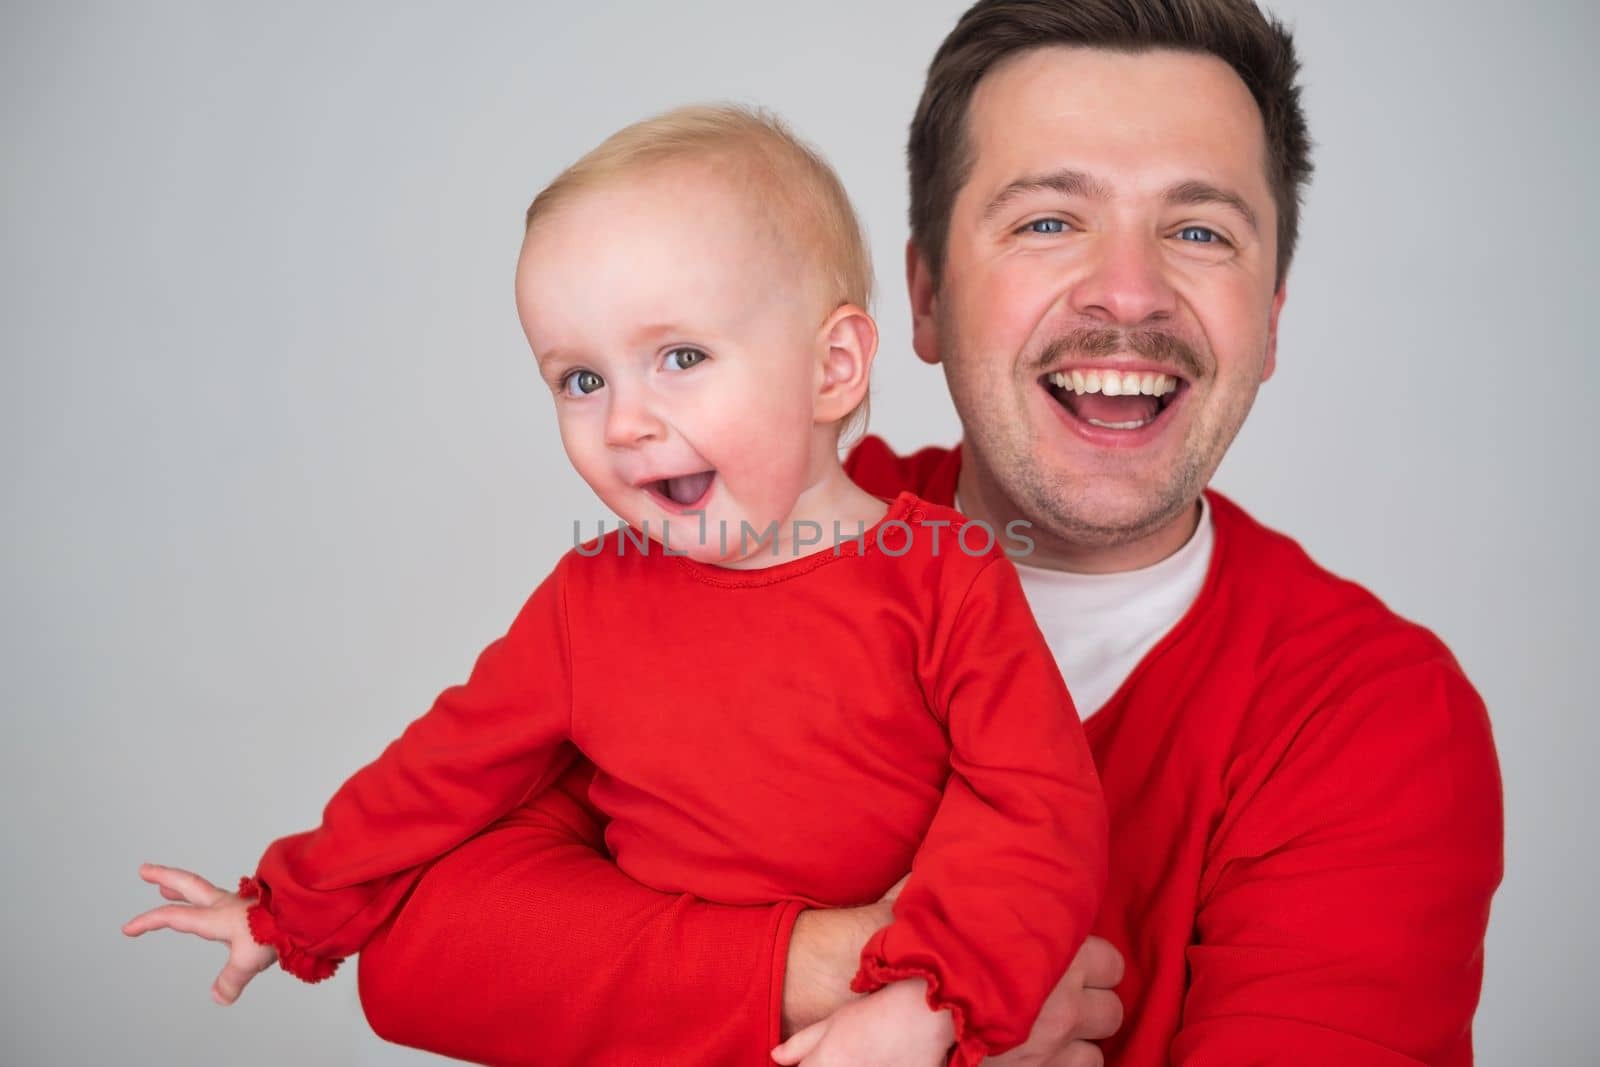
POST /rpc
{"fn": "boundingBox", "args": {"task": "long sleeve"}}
[358,757,805,1067]
[852,557,1109,1066]
[1171,660,1503,1065]
[244,559,578,981]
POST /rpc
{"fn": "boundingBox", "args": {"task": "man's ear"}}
[1262,280,1287,382]
[906,240,942,366]
[814,304,878,424]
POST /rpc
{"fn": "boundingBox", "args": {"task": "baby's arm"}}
[124,557,578,996]
[851,556,1110,1067]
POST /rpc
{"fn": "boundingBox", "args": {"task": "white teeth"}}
[1085,417,1153,430]
[1048,369,1179,397]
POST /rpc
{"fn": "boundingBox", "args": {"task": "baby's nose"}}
[603,393,666,447]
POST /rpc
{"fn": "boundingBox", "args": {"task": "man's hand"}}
[984,936,1125,1067]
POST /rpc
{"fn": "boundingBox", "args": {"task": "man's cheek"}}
[966,280,1039,362]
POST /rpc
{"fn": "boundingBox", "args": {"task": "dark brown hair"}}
[909,0,1313,287]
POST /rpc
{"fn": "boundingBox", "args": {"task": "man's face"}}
[914,46,1286,550]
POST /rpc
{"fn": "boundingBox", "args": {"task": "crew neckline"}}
[1007,495,1213,596]
[953,484,1216,720]
[669,490,923,589]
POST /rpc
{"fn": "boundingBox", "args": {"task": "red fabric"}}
[236,877,340,983]
[356,435,1503,1067]
[248,488,1106,1062]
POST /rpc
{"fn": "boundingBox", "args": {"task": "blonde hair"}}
[524,104,873,444]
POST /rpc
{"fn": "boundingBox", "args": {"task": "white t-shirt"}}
[954,490,1215,720]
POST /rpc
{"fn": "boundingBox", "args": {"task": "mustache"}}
[1032,326,1206,381]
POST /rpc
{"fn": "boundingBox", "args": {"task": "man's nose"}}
[1068,229,1178,327]
[603,388,666,448]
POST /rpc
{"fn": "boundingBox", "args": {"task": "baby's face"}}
[516,164,827,563]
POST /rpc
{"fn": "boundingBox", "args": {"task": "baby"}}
[124,105,1108,1067]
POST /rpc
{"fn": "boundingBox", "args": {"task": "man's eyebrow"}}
[1163,180,1259,235]
[981,169,1113,222]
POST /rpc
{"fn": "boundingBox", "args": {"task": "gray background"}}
[4,1,1592,1063]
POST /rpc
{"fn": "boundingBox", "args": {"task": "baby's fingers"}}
[771,1018,829,1065]
[212,943,273,1006]
[122,902,229,942]
[138,863,223,906]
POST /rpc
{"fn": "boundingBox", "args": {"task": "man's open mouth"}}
[643,470,716,510]
[1041,368,1185,431]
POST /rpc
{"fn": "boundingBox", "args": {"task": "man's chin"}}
[1028,478,1198,548]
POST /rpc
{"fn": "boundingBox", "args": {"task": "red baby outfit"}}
[244,490,1108,1065]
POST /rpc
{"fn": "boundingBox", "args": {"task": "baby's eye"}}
[1021,218,1068,235]
[664,347,708,371]
[562,369,605,397]
[1177,226,1225,244]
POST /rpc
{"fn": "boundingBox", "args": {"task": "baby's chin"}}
[602,511,732,563]
[669,540,739,565]
[654,526,787,569]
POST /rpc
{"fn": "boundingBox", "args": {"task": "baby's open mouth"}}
[645,470,716,509]
[1041,368,1186,431]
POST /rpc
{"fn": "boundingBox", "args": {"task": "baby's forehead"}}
[536,159,832,284]
[521,104,871,324]
[519,169,828,344]
[599,157,788,234]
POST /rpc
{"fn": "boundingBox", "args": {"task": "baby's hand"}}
[122,863,277,1005]
[771,978,955,1066]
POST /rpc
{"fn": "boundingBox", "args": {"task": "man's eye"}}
[1022,218,1068,235]
[664,347,708,371]
[1177,226,1224,244]
[562,369,605,397]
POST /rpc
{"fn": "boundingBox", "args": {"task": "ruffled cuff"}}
[237,876,342,984]
[851,956,989,1067]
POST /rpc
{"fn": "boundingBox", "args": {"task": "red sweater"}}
[245,489,1107,1064]
[357,438,1504,1066]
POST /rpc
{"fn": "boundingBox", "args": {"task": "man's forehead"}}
[963,45,1271,201]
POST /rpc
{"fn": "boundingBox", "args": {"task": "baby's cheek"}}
[555,423,621,502]
[722,403,807,472]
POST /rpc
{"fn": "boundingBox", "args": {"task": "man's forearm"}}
[779,901,892,1037]
[358,762,801,1066]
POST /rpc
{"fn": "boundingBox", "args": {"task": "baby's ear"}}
[813,304,878,424]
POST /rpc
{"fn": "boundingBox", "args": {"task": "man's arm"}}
[357,757,803,1066]
[1173,661,1504,1065]
[359,757,1126,1066]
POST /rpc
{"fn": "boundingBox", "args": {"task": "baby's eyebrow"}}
[532,350,575,388]
[628,321,695,346]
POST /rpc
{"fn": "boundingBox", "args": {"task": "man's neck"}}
[955,449,1203,575]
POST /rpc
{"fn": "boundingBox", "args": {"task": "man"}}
[357,1,1503,1063]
